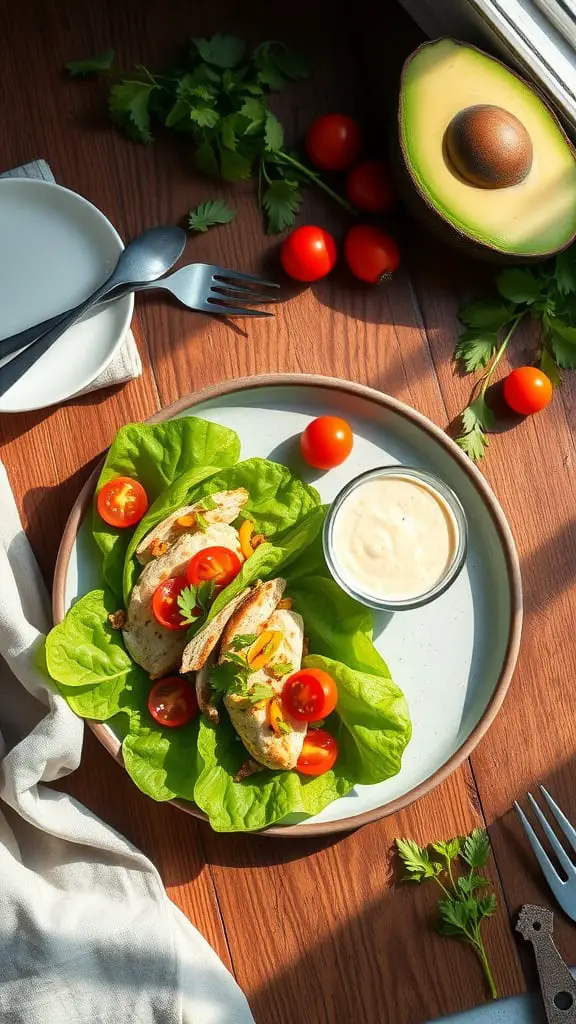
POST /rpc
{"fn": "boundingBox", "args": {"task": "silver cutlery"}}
[515,786,576,921]
[0,264,280,362]
[0,225,186,397]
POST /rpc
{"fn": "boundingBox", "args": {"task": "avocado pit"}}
[445,104,533,188]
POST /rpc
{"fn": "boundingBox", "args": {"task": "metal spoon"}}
[0,225,186,397]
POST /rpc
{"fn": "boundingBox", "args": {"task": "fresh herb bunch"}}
[65,35,351,233]
[454,246,576,460]
[396,828,498,999]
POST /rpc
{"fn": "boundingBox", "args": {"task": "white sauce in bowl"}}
[332,474,459,602]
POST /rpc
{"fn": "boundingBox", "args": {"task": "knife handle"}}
[516,904,576,1023]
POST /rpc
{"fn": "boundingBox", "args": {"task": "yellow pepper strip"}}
[177,512,197,528]
[267,697,286,737]
[277,597,293,610]
[239,519,255,559]
[247,630,283,671]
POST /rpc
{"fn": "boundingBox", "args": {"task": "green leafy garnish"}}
[272,662,293,677]
[194,511,209,531]
[65,34,352,232]
[198,494,218,511]
[65,50,115,76]
[229,634,259,651]
[396,828,498,999]
[454,249,576,461]
[188,199,236,233]
[177,579,215,626]
[209,657,274,705]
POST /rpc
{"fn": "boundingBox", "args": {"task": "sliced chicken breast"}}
[136,488,248,564]
[220,578,286,651]
[123,523,242,677]
[223,595,307,771]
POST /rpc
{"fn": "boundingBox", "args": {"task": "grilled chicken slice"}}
[135,488,248,564]
[221,581,307,771]
[123,523,242,677]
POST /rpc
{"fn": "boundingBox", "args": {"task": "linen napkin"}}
[1,160,142,394]
[0,460,255,1024]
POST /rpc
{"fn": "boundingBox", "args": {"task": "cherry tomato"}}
[296,729,339,776]
[282,668,338,722]
[346,160,395,213]
[344,225,400,283]
[305,114,362,171]
[147,676,198,728]
[503,366,553,416]
[300,415,353,470]
[151,575,190,631]
[280,225,337,283]
[97,476,148,529]
[186,546,242,588]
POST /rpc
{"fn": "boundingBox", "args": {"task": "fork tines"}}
[515,786,576,918]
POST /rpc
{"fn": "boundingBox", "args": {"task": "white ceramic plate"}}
[53,376,522,836]
[0,179,133,413]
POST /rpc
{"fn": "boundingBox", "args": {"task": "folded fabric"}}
[1,160,142,394]
[0,461,254,1024]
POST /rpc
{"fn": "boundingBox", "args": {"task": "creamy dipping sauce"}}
[332,474,458,602]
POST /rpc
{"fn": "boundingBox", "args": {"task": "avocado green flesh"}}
[400,39,576,256]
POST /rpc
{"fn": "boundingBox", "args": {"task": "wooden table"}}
[3,0,576,1020]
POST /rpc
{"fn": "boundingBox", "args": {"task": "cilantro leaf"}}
[196,580,215,613]
[210,660,241,695]
[194,140,220,177]
[65,49,115,76]
[208,658,274,705]
[395,839,440,881]
[193,34,246,69]
[496,268,542,305]
[476,894,497,920]
[262,178,301,234]
[431,838,462,864]
[547,317,576,369]
[272,662,293,677]
[188,199,236,233]
[199,494,218,511]
[177,585,200,626]
[238,682,275,705]
[264,111,284,152]
[220,147,253,181]
[458,298,511,332]
[457,873,488,895]
[554,247,576,296]
[461,828,490,869]
[454,331,499,373]
[222,651,249,668]
[540,346,563,386]
[437,897,473,937]
[240,98,266,133]
[194,512,209,531]
[109,81,155,142]
[275,717,292,734]
[253,42,307,91]
[455,397,494,462]
[189,102,220,129]
[229,634,259,651]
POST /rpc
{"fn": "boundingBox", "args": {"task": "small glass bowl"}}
[322,465,468,612]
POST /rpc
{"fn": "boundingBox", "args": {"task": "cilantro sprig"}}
[177,579,215,626]
[210,652,275,706]
[65,34,352,233]
[396,828,498,999]
[454,249,576,460]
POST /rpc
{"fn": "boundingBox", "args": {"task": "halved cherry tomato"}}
[282,668,338,722]
[186,546,242,589]
[306,114,362,171]
[296,729,339,775]
[97,476,148,528]
[346,160,395,213]
[300,415,353,470]
[503,366,553,416]
[344,224,400,283]
[147,676,198,728]
[280,225,337,283]
[151,575,190,631]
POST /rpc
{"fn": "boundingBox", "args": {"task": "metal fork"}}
[0,263,281,360]
[515,786,576,921]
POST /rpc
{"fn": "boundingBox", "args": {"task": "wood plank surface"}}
[5,0,574,1020]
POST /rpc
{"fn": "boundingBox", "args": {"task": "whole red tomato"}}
[346,160,395,213]
[300,415,353,470]
[344,224,400,283]
[306,114,362,171]
[280,226,337,282]
[503,366,553,415]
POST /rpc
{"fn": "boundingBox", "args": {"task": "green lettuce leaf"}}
[93,418,241,598]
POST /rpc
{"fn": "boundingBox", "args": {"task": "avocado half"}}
[397,39,576,261]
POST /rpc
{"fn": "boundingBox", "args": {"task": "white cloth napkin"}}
[1,160,142,394]
[0,461,255,1024]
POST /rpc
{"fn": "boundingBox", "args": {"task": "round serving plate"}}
[0,178,133,413]
[53,374,522,837]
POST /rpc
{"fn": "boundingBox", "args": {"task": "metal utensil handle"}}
[517,904,576,1023]
[0,281,144,359]
[0,279,113,398]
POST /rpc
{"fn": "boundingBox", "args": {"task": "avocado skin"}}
[395,39,576,264]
